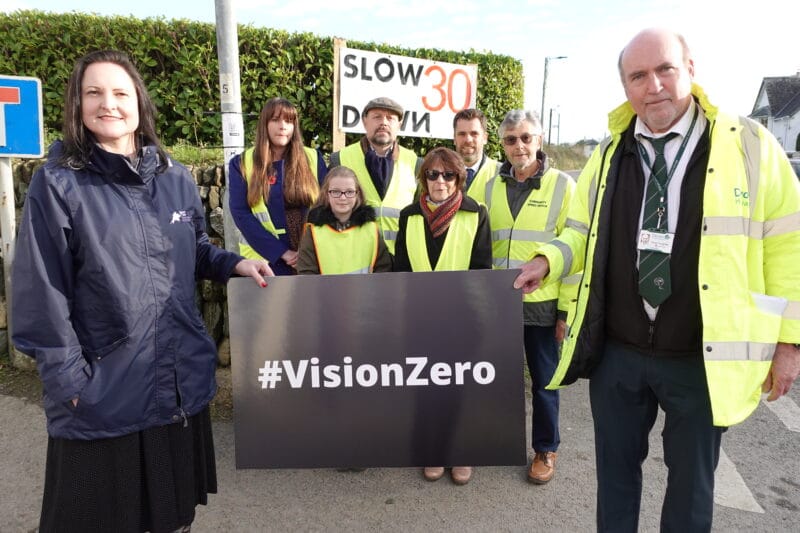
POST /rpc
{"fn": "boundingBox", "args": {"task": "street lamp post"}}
[540,55,566,145]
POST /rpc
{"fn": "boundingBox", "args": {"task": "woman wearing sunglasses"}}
[393,147,492,485]
[297,165,393,275]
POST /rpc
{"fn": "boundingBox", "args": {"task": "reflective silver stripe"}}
[703,216,763,239]
[739,117,761,221]
[588,137,613,215]
[341,267,370,275]
[703,341,775,362]
[492,228,512,241]
[783,300,800,320]
[493,257,525,269]
[511,229,555,242]
[703,212,800,239]
[545,172,570,233]
[565,218,589,235]
[383,230,398,241]
[379,207,402,218]
[552,239,574,275]
[484,176,497,210]
[562,273,582,284]
[764,211,800,237]
[253,212,270,223]
[492,228,555,243]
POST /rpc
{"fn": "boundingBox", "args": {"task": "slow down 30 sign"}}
[0,75,44,159]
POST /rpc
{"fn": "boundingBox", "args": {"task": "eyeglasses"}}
[328,189,357,198]
[424,169,458,182]
[502,133,537,146]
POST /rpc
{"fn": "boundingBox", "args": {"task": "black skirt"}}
[39,407,216,533]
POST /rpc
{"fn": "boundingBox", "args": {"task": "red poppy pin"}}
[268,175,277,185]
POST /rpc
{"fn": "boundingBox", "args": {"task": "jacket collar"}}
[607,82,718,136]
[307,203,377,227]
[86,143,163,185]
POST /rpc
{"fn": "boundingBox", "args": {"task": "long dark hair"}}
[59,49,168,169]
[244,98,318,208]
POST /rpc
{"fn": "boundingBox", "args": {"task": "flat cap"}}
[362,97,404,120]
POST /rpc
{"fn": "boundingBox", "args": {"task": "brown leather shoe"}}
[528,451,557,484]
[451,466,473,485]
[423,466,445,481]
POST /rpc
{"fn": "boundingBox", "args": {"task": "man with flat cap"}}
[331,97,421,253]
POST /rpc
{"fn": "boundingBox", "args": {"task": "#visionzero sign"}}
[0,75,44,159]
[339,48,478,140]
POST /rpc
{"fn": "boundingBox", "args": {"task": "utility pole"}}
[214,0,244,252]
[540,55,566,141]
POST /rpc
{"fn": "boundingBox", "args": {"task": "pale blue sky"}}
[6,0,800,142]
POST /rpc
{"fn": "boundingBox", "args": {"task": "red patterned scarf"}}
[420,190,463,238]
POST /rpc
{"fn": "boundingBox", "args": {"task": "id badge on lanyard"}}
[638,229,674,254]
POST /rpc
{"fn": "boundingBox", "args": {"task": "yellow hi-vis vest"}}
[406,210,479,271]
[466,156,502,203]
[485,168,575,304]
[237,147,319,260]
[538,83,800,426]
[307,222,379,274]
[338,143,418,254]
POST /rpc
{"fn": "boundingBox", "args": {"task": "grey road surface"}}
[2,379,798,532]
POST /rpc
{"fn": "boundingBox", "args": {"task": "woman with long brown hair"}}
[12,49,272,533]
[228,97,327,274]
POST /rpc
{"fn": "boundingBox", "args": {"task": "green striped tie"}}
[638,133,678,307]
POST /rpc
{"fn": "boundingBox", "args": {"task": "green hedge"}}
[0,10,523,158]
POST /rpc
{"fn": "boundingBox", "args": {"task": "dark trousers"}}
[523,325,560,452]
[590,341,723,533]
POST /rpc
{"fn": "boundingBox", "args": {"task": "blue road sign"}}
[0,75,44,159]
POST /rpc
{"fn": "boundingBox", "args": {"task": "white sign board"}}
[338,48,477,140]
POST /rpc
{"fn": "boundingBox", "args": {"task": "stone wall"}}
[3,159,233,370]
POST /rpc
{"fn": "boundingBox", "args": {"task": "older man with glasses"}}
[479,110,576,484]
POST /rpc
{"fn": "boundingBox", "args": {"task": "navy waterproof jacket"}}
[12,142,242,440]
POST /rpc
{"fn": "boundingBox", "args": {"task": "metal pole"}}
[548,108,553,145]
[556,110,561,145]
[540,56,566,142]
[540,58,549,132]
[214,0,245,253]
[0,158,15,355]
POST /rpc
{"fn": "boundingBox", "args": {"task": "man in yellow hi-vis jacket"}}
[514,28,800,532]
[484,110,576,486]
[330,97,421,254]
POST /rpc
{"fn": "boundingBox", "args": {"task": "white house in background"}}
[750,73,800,155]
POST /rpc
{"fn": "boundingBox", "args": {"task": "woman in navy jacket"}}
[11,50,272,533]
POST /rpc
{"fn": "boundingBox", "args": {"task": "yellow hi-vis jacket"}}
[307,222,379,274]
[237,146,319,260]
[484,167,575,306]
[536,83,800,426]
[466,156,502,202]
[405,211,479,271]
[338,143,418,254]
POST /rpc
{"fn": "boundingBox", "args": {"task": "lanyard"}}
[637,105,698,229]
[637,105,699,199]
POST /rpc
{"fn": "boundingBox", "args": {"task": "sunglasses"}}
[424,169,459,182]
[502,133,537,146]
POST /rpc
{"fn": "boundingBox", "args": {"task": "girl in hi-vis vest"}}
[297,166,392,275]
